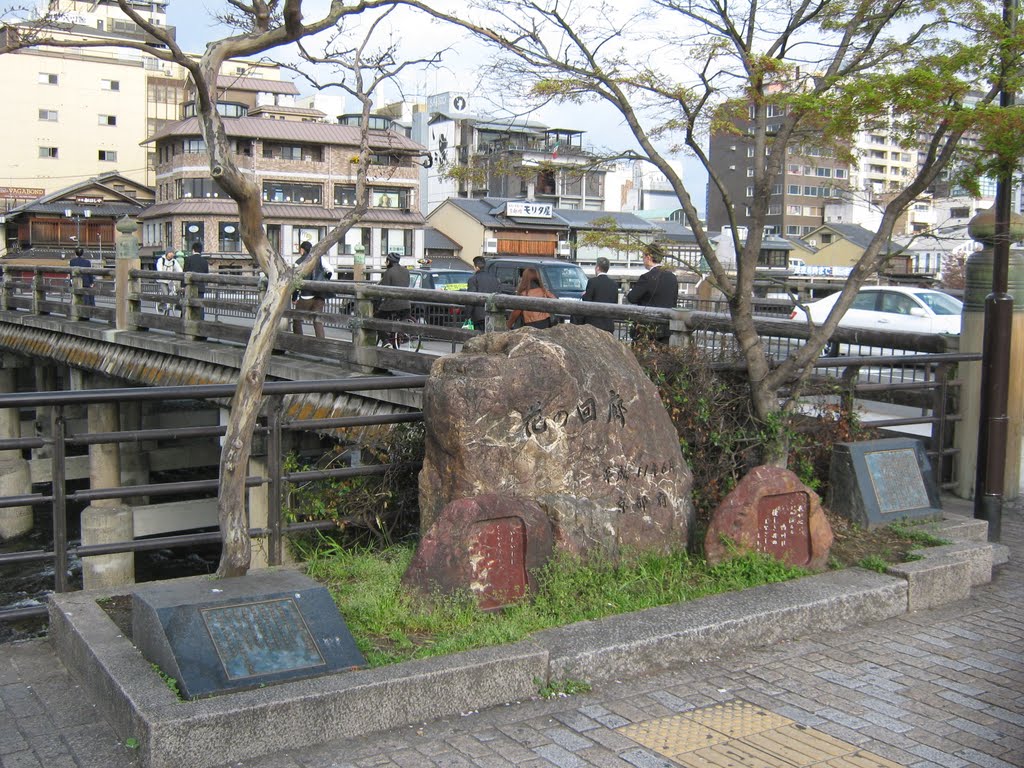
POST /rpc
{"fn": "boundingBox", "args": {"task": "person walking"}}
[625,245,679,343]
[576,256,618,332]
[466,256,500,331]
[291,240,331,339]
[155,249,182,315]
[506,267,556,330]
[69,246,95,307]
[376,252,411,347]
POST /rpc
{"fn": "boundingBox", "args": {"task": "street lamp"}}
[64,208,92,246]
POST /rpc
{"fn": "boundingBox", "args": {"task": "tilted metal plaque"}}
[865,448,930,514]
[201,598,324,680]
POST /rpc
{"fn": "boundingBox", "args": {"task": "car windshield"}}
[543,265,587,292]
[431,271,472,290]
[912,291,963,316]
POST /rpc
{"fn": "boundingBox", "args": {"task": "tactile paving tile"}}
[618,714,731,754]
[617,700,906,767]
[684,700,792,737]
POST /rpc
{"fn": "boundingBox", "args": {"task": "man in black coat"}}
[184,242,211,325]
[577,257,619,333]
[466,256,500,330]
[69,247,95,307]
[626,244,679,343]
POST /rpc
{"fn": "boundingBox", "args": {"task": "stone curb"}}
[47,512,1003,768]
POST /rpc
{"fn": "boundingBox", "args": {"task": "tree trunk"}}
[216,276,291,577]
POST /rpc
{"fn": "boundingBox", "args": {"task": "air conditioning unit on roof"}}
[483,238,498,254]
[557,242,571,257]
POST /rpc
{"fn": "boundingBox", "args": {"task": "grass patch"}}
[303,539,807,667]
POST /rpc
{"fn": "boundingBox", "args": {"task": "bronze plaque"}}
[468,517,528,610]
[202,598,325,680]
[865,448,930,514]
[756,492,811,565]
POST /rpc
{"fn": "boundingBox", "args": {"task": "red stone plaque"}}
[755,492,811,566]
[467,517,528,610]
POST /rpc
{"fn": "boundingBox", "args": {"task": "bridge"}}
[0,261,979,630]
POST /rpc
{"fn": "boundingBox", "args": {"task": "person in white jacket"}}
[156,249,183,315]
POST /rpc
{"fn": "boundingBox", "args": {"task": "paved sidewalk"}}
[2,503,1021,768]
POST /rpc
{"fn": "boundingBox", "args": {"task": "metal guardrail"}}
[0,375,427,625]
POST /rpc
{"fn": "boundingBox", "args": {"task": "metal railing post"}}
[51,405,68,593]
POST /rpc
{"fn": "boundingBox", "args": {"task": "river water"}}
[0,501,221,644]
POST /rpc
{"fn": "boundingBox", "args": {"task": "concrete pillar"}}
[0,367,32,538]
[119,400,150,505]
[81,392,134,588]
[955,209,1024,500]
[248,455,270,570]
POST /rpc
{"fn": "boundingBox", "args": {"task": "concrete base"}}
[47,512,1008,768]
[0,457,32,539]
[80,504,135,589]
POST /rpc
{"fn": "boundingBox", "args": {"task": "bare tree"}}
[398,0,1023,463]
[2,0,432,576]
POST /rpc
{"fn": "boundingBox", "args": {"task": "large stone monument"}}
[418,325,694,560]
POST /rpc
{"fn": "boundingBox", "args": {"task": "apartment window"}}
[372,187,410,208]
[869,149,886,159]
[745,206,753,217]
[787,205,803,215]
[745,186,754,197]
[788,184,800,195]
[38,72,58,85]
[834,169,847,179]
[183,139,206,154]
[771,184,782,195]
[786,225,801,235]
[820,233,833,244]
[98,150,117,162]
[262,143,322,161]
[177,178,228,199]
[101,79,120,91]
[585,172,604,198]
[262,181,323,204]
[98,114,117,126]
[868,134,886,144]
[767,203,782,215]
[292,227,326,254]
[746,147,755,158]
[38,146,58,158]
[815,167,833,177]
[38,109,58,121]
[747,168,755,177]
[869,164,886,173]
[766,104,785,117]
[334,185,357,206]
[788,164,802,175]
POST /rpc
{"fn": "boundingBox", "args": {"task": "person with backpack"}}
[155,249,182,315]
[291,240,331,338]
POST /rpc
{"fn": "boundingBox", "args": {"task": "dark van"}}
[483,257,588,300]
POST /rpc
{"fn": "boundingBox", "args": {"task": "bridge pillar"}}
[119,400,150,505]
[81,380,134,588]
[0,366,32,539]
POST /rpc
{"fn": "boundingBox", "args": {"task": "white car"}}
[789,286,963,336]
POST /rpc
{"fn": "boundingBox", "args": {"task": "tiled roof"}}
[143,117,424,151]
[214,76,299,95]
[248,105,326,118]
[138,199,425,226]
[424,227,462,250]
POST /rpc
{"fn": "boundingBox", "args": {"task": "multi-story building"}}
[139,95,428,271]
[0,0,180,202]
[420,92,608,213]
[706,105,852,239]
[0,0,296,210]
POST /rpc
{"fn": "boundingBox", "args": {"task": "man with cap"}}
[376,252,411,347]
[291,240,331,338]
